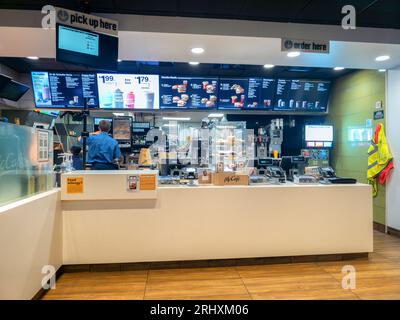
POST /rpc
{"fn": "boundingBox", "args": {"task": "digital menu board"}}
[218,78,276,110]
[159,76,218,109]
[97,74,159,109]
[246,78,276,110]
[274,79,330,112]
[218,78,249,110]
[31,71,98,108]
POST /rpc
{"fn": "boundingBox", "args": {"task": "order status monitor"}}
[305,125,334,148]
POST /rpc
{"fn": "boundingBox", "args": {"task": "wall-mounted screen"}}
[218,78,276,110]
[305,125,333,148]
[56,24,118,71]
[97,74,159,110]
[31,71,98,108]
[0,80,29,101]
[246,78,276,110]
[0,74,12,91]
[94,117,113,125]
[159,76,218,109]
[275,79,330,112]
[133,122,151,133]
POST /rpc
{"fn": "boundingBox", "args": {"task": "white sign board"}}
[281,38,330,54]
[55,7,118,36]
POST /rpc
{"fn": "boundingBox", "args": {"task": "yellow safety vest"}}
[367,123,393,196]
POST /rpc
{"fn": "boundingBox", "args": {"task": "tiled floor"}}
[42,231,400,300]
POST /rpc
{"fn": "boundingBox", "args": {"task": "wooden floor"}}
[42,231,400,300]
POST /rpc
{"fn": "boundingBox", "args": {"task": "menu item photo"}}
[97,74,160,109]
[160,76,218,109]
[218,78,249,110]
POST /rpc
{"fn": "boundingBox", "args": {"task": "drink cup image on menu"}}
[264,99,271,107]
[114,89,124,109]
[126,91,135,108]
[145,91,155,109]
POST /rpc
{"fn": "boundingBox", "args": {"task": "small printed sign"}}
[127,175,139,192]
[374,110,385,120]
[66,177,84,194]
[139,174,157,191]
[281,38,330,54]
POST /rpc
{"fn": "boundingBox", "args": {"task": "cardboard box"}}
[212,172,249,186]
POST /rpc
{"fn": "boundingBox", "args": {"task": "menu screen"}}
[97,74,159,109]
[218,78,249,110]
[31,71,98,108]
[159,76,218,109]
[274,79,330,112]
[245,78,276,110]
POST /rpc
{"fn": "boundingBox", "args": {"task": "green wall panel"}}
[328,70,386,225]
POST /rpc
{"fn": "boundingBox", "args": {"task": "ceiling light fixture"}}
[334,67,345,71]
[191,47,205,54]
[375,55,390,62]
[287,51,301,58]
[263,64,275,69]
[379,69,387,72]
[189,62,200,65]
[27,56,39,60]
[162,117,191,121]
[117,59,122,62]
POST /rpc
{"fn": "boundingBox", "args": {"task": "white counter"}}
[61,177,373,265]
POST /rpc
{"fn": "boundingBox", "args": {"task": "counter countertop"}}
[158,182,370,189]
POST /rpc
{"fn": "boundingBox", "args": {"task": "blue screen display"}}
[58,25,99,56]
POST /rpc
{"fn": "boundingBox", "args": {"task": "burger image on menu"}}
[230,84,245,108]
[197,81,217,108]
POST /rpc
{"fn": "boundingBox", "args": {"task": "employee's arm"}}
[78,131,100,142]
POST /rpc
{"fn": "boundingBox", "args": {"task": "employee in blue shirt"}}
[79,120,121,170]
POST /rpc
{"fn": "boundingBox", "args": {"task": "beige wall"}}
[328,70,386,225]
[0,190,62,300]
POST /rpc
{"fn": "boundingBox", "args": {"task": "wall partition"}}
[0,122,54,206]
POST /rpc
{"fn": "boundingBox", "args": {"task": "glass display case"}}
[209,121,247,172]
[0,122,54,206]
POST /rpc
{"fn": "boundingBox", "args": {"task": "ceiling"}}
[0,0,399,29]
[0,57,355,79]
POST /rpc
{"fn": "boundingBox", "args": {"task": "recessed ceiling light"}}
[263,64,275,69]
[375,55,390,62]
[379,69,386,72]
[27,56,39,60]
[117,59,122,62]
[334,67,345,71]
[189,61,200,65]
[287,51,301,58]
[208,113,224,118]
[191,47,205,54]
[162,117,191,121]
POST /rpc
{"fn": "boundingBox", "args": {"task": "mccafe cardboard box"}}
[212,172,249,186]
